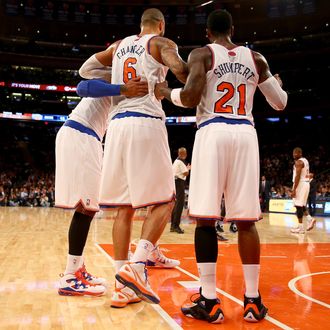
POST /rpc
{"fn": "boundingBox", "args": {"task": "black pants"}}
[171,178,185,228]
[308,195,316,216]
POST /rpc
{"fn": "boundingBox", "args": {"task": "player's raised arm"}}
[253,51,288,111]
[155,47,210,108]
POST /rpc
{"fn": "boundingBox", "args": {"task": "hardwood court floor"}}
[0,207,329,329]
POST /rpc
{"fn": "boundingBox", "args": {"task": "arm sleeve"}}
[258,76,288,111]
[76,79,121,98]
[79,54,111,80]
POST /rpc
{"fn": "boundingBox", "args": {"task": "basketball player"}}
[78,8,188,306]
[56,78,148,297]
[291,147,316,234]
[155,9,287,323]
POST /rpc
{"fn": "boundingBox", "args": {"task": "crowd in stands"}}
[0,172,55,207]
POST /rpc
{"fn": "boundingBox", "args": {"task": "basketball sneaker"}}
[115,262,160,304]
[146,245,180,268]
[216,233,229,241]
[290,226,305,234]
[243,295,268,322]
[181,290,224,324]
[230,222,238,233]
[80,264,107,286]
[58,269,106,296]
[110,284,142,308]
[306,218,316,231]
[215,220,224,233]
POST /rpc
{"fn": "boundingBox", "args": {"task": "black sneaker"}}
[171,226,184,234]
[216,233,229,241]
[243,295,268,322]
[181,291,224,324]
[215,220,224,233]
[229,222,238,233]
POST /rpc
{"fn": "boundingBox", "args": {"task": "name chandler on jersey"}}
[116,44,145,59]
[214,62,255,80]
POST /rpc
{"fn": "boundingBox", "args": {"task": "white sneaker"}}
[80,264,107,286]
[115,262,160,304]
[110,284,141,308]
[306,218,316,231]
[290,227,305,234]
[146,246,180,268]
[58,270,106,296]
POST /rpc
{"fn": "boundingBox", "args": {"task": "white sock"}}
[197,263,217,300]
[306,215,312,221]
[114,260,127,289]
[64,254,82,275]
[242,264,260,298]
[130,239,154,263]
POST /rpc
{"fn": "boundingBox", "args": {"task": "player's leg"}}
[115,117,175,304]
[225,125,267,322]
[181,125,225,323]
[55,127,106,296]
[303,205,316,231]
[111,206,142,308]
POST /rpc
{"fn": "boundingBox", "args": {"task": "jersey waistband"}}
[63,120,101,141]
[198,116,253,129]
[112,111,162,121]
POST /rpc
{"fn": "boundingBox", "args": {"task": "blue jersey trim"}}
[63,120,101,141]
[198,116,253,129]
[112,111,162,120]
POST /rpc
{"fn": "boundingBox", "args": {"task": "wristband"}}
[170,88,186,108]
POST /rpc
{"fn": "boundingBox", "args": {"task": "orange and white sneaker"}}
[80,264,107,286]
[146,245,180,268]
[115,262,160,304]
[58,269,106,296]
[306,218,316,231]
[110,284,142,308]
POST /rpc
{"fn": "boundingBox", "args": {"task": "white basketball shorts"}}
[188,122,261,221]
[55,124,103,211]
[293,181,310,207]
[99,115,175,208]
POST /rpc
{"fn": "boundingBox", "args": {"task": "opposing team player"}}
[78,8,187,306]
[290,147,316,234]
[155,9,287,323]
[56,78,148,297]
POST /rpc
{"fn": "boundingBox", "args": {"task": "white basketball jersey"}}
[197,44,259,126]
[293,157,310,182]
[69,97,111,139]
[110,34,168,119]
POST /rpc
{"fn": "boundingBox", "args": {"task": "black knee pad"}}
[296,206,303,218]
[302,206,307,212]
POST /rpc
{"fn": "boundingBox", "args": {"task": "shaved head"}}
[141,8,164,26]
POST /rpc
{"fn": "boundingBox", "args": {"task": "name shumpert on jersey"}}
[116,44,145,59]
[214,62,255,80]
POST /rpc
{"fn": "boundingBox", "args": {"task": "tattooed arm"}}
[149,37,188,83]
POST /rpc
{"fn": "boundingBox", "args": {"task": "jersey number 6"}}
[123,57,137,83]
[214,82,246,115]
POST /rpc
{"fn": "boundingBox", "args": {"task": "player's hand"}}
[121,77,148,98]
[187,164,191,171]
[291,189,296,198]
[155,81,168,100]
[274,74,283,87]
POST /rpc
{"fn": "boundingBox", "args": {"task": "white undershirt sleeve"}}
[79,54,111,81]
[258,76,288,111]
